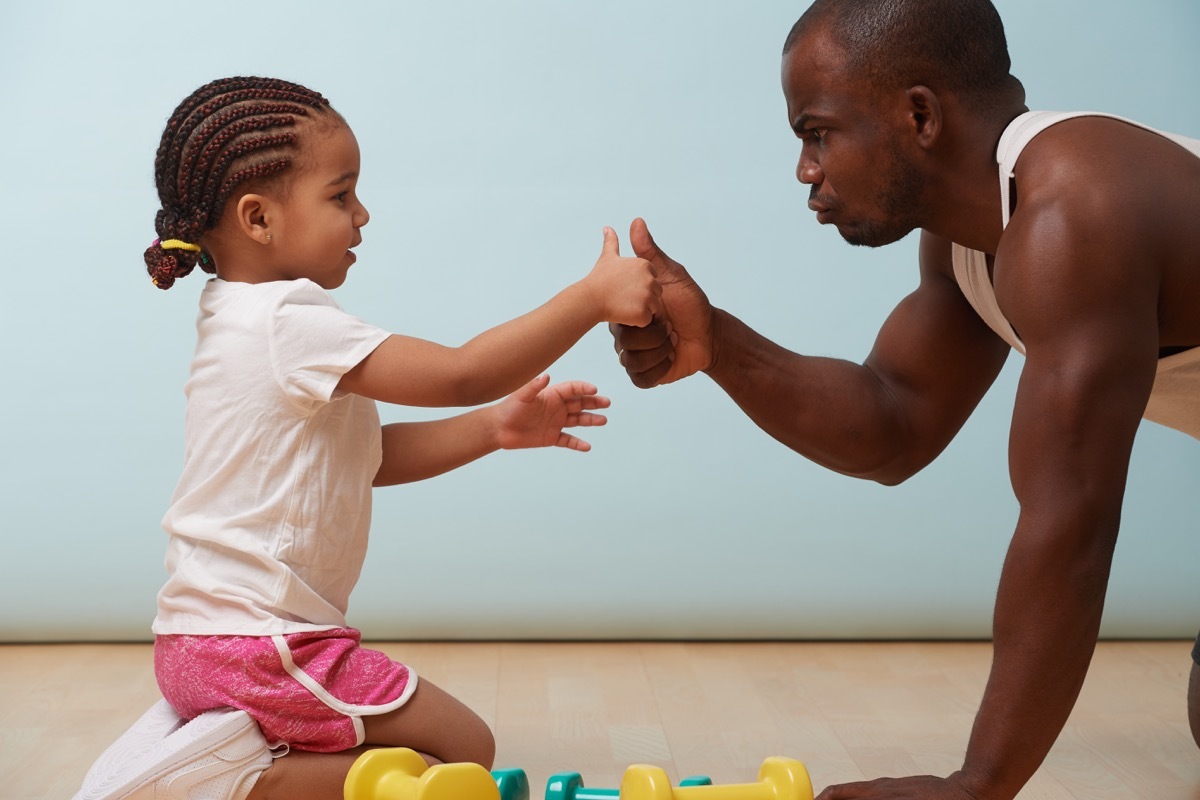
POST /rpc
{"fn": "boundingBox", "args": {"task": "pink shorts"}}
[154,628,417,753]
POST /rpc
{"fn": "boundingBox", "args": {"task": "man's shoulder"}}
[1015,113,1198,194]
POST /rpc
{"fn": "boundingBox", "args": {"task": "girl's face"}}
[268,123,370,289]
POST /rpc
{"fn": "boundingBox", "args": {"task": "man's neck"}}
[923,105,1028,253]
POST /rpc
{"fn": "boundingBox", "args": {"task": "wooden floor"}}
[3,640,1198,799]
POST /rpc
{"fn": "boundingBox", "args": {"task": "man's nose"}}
[797,153,823,185]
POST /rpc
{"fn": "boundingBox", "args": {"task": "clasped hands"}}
[608,217,717,389]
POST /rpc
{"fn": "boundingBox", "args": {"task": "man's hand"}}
[817,773,986,800]
[610,217,717,388]
[494,375,610,452]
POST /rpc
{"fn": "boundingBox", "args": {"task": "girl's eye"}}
[334,191,348,203]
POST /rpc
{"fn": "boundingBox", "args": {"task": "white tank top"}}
[951,111,1200,440]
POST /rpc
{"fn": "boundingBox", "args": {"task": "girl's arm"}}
[340,228,660,408]
[373,375,609,486]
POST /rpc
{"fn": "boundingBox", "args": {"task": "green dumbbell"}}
[546,771,711,800]
[493,768,530,800]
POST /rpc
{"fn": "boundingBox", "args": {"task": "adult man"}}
[611,0,1200,797]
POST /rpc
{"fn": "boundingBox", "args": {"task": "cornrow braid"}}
[144,76,336,290]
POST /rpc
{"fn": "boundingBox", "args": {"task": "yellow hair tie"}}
[159,239,202,253]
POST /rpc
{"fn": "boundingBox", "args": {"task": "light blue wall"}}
[1,1,1197,642]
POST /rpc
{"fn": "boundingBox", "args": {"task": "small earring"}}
[266,233,273,242]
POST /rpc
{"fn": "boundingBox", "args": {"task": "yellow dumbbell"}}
[344,747,501,800]
[618,758,812,800]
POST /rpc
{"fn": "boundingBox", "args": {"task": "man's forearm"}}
[703,308,917,482]
[959,513,1115,798]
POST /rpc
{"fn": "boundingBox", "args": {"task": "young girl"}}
[74,76,661,800]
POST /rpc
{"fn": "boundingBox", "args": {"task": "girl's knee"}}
[463,716,496,769]
[360,680,495,767]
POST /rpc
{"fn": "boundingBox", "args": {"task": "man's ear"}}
[906,85,942,149]
[234,194,273,245]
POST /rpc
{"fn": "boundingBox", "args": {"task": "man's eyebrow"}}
[327,170,357,186]
[791,112,824,133]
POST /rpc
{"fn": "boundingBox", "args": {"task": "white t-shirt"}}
[152,278,391,636]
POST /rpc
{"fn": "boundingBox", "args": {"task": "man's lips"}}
[808,194,835,224]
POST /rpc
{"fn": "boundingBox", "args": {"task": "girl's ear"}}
[234,194,274,245]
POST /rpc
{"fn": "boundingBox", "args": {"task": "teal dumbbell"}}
[546,771,711,800]
[493,768,530,800]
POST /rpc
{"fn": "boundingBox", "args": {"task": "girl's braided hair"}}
[144,76,336,289]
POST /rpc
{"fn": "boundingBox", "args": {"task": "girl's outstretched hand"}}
[495,375,610,452]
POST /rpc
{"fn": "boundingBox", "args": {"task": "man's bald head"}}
[784,0,1018,113]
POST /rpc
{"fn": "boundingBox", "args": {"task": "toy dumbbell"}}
[344,747,504,800]
[546,772,711,800]
[493,767,531,800]
[618,758,812,800]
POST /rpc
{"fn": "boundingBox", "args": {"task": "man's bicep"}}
[862,234,1010,468]
[1007,346,1152,537]
[999,196,1162,508]
[1005,305,1158,516]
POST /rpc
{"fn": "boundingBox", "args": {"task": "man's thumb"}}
[630,217,662,262]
